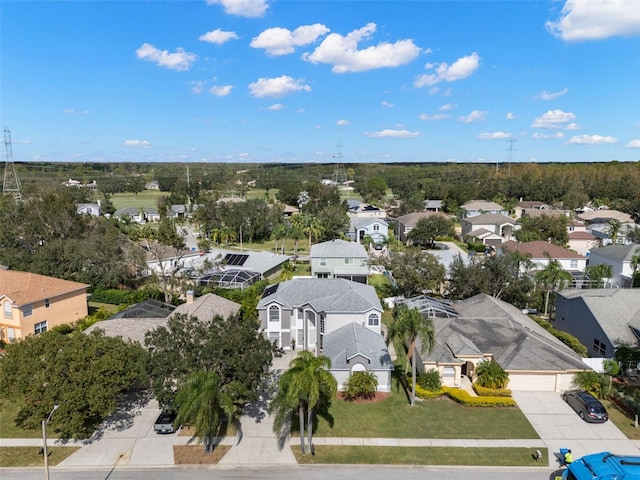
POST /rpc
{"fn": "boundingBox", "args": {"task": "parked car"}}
[154,411,177,434]
[562,390,608,423]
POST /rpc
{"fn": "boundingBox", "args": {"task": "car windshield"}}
[590,406,606,414]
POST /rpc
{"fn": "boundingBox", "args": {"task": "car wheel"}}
[579,411,585,420]
[563,394,568,402]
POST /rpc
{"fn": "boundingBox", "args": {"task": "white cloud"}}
[303,23,421,73]
[531,109,576,128]
[568,134,617,144]
[532,132,565,139]
[381,101,394,108]
[251,24,329,56]
[565,123,581,130]
[506,112,516,119]
[123,139,152,147]
[209,85,233,96]
[414,52,480,87]
[625,139,640,148]
[419,113,449,121]
[136,43,196,71]
[189,80,206,94]
[267,104,284,110]
[536,87,569,100]
[336,119,351,126]
[439,103,456,111]
[63,108,89,115]
[546,0,640,41]
[365,129,421,138]
[477,132,511,139]
[459,110,487,123]
[199,29,239,45]
[248,75,311,98]
[206,0,268,18]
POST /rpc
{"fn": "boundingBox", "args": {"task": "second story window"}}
[373,224,380,231]
[344,258,354,265]
[3,301,12,319]
[34,320,47,335]
[45,298,50,308]
[269,305,280,323]
[368,313,379,327]
[320,258,327,266]
[22,304,33,317]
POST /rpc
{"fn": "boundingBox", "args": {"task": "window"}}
[268,305,280,322]
[373,224,380,231]
[34,321,47,335]
[3,301,12,319]
[593,338,607,356]
[22,304,33,317]
[368,313,379,327]
[344,258,354,265]
[320,317,326,334]
[268,332,280,347]
[443,367,455,378]
[45,298,50,308]
[7,327,15,342]
[297,309,303,320]
[570,260,578,269]
[319,258,327,266]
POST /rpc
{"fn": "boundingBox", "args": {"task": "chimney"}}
[186,290,194,305]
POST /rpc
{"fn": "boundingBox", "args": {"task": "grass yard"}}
[111,191,168,210]
[603,399,640,440]
[292,446,547,466]
[0,447,79,467]
[312,388,539,439]
[0,399,51,439]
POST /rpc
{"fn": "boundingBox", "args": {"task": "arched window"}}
[351,363,366,373]
[268,305,280,322]
[368,313,379,327]
[3,301,12,319]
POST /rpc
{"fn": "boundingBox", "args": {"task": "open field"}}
[111,191,167,210]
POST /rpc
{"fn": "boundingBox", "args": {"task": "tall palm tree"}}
[631,253,640,288]
[386,304,436,406]
[174,371,237,453]
[605,219,623,244]
[269,351,337,454]
[626,225,640,244]
[287,223,304,264]
[280,261,294,281]
[534,257,573,317]
[271,224,287,254]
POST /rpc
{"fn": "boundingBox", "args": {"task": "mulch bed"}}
[173,445,231,464]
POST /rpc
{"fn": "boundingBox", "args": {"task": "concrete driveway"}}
[512,391,640,467]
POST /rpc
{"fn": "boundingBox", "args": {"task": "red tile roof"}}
[0,270,89,306]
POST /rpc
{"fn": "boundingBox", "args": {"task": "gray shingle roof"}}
[464,213,515,225]
[310,239,368,258]
[589,244,640,262]
[258,278,382,313]
[170,293,240,321]
[324,322,392,370]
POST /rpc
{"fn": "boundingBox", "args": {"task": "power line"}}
[3,127,22,201]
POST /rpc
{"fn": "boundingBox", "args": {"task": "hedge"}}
[415,385,517,407]
[472,383,512,397]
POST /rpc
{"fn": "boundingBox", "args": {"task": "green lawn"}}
[0,399,51,439]
[111,191,168,210]
[603,399,640,440]
[293,446,548,466]
[0,447,79,467]
[312,390,539,439]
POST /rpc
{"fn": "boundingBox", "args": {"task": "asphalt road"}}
[0,465,562,480]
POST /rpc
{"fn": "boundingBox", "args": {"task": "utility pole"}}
[3,128,22,201]
[331,143,347,186]
[506,139,517,177]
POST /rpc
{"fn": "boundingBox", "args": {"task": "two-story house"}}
[310,239,369,284]
[0,270,89,342]
[459,200,507,219]
[587,244,640,287]
[498,240,587,273]
[346,200,387,219]
[348,217,389,245]
[76,202,102,216]
[257,277,383,352]
[461,213,517,247]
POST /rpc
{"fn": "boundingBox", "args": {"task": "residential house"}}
[145,180,160,190]
[323,322,393,393]
[567,231,600,256]
[76,202,101,217]
[424,199,443,212]
[461,214,517,247]
[514,200,550,219]
[408,293,588,391]
[498,240,587,273]
[588,221,637,246]
[0,270,89,342]
[567,220,589,233]
[310,239,369,283]
[257,278,383,352]
[395,211,450,243]
[347,200,387,219]
[63,178,82,187]
[348,217,389,245]
[587,244,640,287]
[577,209,633,225]
[555,289,640,358]
[459,200,507,219]
[113,207,160,224]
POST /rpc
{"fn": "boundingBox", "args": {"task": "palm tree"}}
[386,304,435,406]
[280,261,294,281]
[626,225,640,244]
[605,219,623,244]
[269,351,337,454]
[174,371,237,453]
[361,234,375,250]
[586,263,613,288]
[631,253,640,288]
[475,359,509,389]
[534,257,573,317]
[271,224,287,254]
[287,223,304,263]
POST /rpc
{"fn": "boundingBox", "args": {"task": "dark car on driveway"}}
[562,390,608,423]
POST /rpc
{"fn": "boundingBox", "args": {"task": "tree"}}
[357,176,388,203]
[342,371,378,400]
[0,330,146,438]
[586,263,613,288]
[626,225,640,244]
[407,216,455,248]
[573,370,603,398]
[386,305,435,406]
[269,351,337,454]
[514,214,568,245]
[535,257,573,317]
[174,371,237,453]
[145,313,279,411]
[280,261,294,281]
[474,359,509,389]
[374,249,445,297]
[631,253,640,288]
[605,219,623,244]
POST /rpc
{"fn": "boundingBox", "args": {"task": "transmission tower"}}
[331,143,347,186]
[3,128,22,202]
[505,138,517,177]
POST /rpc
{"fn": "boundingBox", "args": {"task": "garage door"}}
[508,373,558,391]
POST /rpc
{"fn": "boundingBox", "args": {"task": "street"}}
[0,465,561,480]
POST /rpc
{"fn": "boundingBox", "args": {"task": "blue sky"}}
[2,0,640,164]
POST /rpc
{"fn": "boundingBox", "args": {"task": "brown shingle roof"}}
[0,270,89,307]
[568,231,597,240]
[500,240,584,259]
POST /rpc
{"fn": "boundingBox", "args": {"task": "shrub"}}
[473,383,512,397]
[475,359,509,389]
[417,369,442,392]
[414,385,516,406]
[343,371,378,401]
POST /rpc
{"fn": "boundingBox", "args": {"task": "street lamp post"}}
[42,404,59,480]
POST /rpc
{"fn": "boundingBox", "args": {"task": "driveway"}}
[512,391,640,467]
